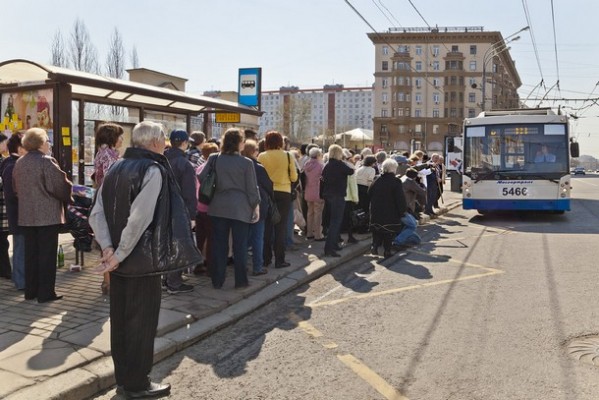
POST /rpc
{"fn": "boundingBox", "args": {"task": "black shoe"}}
[235,282,249,289]
[314,238,325,242]
[383,251,393,259]
[252,269,268,276]
[38,295,63,304]
[275,262,291,269]
[122,382,171,399]
[347,237,358,244]
[370,246,378,255]
[324,251,341,257]
[166,284,193,294]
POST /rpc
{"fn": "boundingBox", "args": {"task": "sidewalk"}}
[0,183,462,400]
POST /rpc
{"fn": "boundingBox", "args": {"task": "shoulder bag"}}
[198,154,218,205]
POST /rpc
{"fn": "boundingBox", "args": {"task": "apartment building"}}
[368,26,521,153]
[259,84,373,143]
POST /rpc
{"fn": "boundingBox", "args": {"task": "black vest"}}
[102,147,202,277]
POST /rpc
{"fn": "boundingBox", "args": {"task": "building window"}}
[468,92,476,103]
[398,92,405,101]
[469,60,477,71]
[381,109,388,117]
[450,108,458,117]
[433,108,440,118]
[446,60,463,70]
[432,78,440,87]
[433,124,439,134]
[382,93,388,104]
[382,78,388,88]
[433,92,440,104]
[432,61,440,71]
[415,78,422,88]
[383,46,389,55]
[415,45,422,55]
[415,124,422,133]
[398,108,404,116]
[468,108,476,118]
[451,45,459,52]
[382,61,388,71]
[415,109,422,117]
[398,125,406,134]
[432,45,440,56]
[415,61,422,71]
[415,93,422,104]
[470,45,477,55]
[469,78,476,87]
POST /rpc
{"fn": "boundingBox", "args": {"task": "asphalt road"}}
[94,175,599,400]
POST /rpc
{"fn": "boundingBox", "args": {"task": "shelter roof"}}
[0,59,261,116]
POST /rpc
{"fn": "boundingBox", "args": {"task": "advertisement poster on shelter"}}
[1,89,54,143]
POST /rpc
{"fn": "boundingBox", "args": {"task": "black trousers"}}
[0,231,11,278]
[22,225,60,301]
[110,273,162,391]
[263,191,291,266]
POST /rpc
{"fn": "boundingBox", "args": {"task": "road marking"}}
[310,253,504,308]
[289,312,408,399]
[337,354,409,400]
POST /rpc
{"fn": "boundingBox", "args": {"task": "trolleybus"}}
[461,108,579,214]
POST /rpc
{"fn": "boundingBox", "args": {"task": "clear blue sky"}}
[3,0,599,156]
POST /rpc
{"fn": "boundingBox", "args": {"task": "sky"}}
[3,0,599,156]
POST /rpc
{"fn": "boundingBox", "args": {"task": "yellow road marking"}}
[310,253,504,308]
[289,312,408,399]
[337,354,409,400]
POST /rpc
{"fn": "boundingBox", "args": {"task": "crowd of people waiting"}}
[0,124,448,298]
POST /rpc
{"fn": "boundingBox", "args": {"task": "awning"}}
[0,59,262,116]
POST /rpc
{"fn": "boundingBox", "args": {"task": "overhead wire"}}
[342,0,443,94]
[371,0,397,28]
[377,0,402,27]
[521,0,546,92]
[406,0,431,29]
[549,0,561,97]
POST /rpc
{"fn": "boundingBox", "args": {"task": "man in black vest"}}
[89,121,202,398]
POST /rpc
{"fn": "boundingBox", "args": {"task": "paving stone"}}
[0,331,45,361]
[1,340,103,378]
[0,370,35,399]
[156,308,195,337]
[59,319,110,355]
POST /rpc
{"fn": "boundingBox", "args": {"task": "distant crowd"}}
[0,125,448,297]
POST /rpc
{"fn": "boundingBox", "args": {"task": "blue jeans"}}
[210,216,250,288]
[248,219,265,273]
[324,196,346,253]
[393,213,421,246]
[12,233,25,290]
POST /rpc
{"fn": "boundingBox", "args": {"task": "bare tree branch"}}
[130,45,140,69]
[50,29,68,67]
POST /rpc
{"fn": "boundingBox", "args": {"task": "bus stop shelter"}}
[0,59,262,184]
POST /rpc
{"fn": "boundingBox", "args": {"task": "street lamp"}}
[481,26,529,111]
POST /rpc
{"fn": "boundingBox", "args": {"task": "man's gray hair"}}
[381,158,398,174]
[309,147,322,159]
[131,121,166,148]
[375,151,387,164]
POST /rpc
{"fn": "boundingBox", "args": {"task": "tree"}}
[277,97,313,142]
[130,45,139,69]
[50,29,68,67]
[68,18,98,73]
[106,27,126,116]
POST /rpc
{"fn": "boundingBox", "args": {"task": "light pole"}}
[481,26,529,111]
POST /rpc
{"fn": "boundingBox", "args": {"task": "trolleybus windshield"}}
[464,123,568,180]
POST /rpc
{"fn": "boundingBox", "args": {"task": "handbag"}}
[198,155,218,204]
[268,196,281,224]
[287,152,299,200]
[351,208,368,228]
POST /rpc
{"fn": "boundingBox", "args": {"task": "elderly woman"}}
[199,128,260,289]
[368,158,407,258]
[241,140,273,276]
[0,132,27,290]
[13,128,72,303]
[193,142,219,277]
[321,144,354,257]
[0,134,11,281]
[303,147,325,241]
[257,131,298,269]
[93,123,124,295]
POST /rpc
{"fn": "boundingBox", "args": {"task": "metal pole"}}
[482,61,487,111]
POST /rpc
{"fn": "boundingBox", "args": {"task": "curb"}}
[6,241,371,400]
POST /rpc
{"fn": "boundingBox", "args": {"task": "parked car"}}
[573,167,586,175]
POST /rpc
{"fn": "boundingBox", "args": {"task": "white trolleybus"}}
[461,108,579,214]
